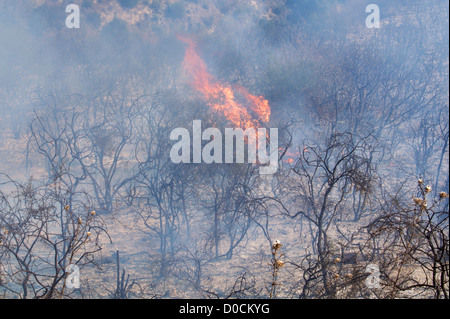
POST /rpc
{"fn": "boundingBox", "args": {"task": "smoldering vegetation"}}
[0,0,448,299]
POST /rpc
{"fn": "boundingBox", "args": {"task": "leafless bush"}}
[0,174,107,298]
[366,179,449,298]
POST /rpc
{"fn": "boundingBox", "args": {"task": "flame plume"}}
[177,36,271,130]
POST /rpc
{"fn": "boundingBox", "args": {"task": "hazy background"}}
[0,0,448,299]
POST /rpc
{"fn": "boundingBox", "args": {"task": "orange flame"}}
[178,36,271,130]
